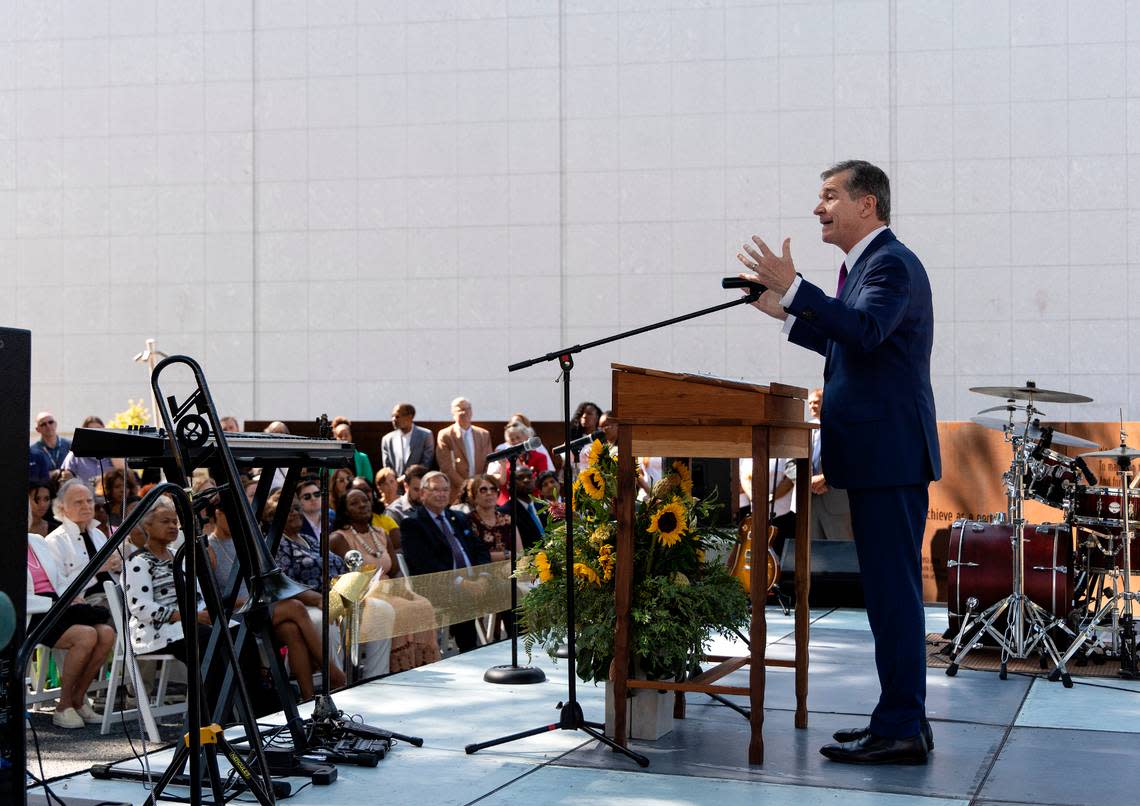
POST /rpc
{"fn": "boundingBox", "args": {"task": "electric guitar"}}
[727,519,781,592]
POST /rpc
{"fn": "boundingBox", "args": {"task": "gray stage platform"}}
[27,606,1140,805]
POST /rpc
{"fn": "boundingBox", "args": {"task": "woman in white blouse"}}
[45,478,122,607]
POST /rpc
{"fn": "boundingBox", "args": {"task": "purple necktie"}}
[835,261,848,296]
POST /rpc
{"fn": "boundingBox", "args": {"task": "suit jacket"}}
[381,425,435,474]
[400,506,490,576]
[497,498,544,552]
[436,424,493,501]
[786,229,941,490]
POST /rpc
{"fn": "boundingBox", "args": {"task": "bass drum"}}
[947,520,1074,634]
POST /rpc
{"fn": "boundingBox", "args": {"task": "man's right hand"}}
[749,288,789,321]
[810,473,829,495]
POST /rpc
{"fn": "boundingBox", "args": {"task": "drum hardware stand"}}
[1051,448,1140,681]
[946,427,1073,685]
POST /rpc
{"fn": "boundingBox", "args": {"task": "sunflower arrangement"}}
[520,439,750,683]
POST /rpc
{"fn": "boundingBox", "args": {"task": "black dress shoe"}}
[833,720,934,751]
[819,733,929,765]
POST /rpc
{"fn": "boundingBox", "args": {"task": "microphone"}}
[485,435,542,463]
[722,276,768,294]
[1030,426,1054,460]
[1074,456,1098,485]
[552,429,606,455]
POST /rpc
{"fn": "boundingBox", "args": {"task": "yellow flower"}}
[648,501,686,547]
[589,524,613,546]
[534,551,553,583]
[579,466,605,500]
[672,461,694,497]
[574,562,601,586]
[586,438,606,468]
[597,544,616,581]
[696,548,705,563]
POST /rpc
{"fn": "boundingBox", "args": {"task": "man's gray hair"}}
[53,478,93,520]
[421,470,450,489]
[821,160,890,225]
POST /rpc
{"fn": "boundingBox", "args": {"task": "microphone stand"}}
[483,453,546,684]
[464,288,761,766]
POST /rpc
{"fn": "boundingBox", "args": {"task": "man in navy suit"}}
[400,471,491,652]
[739,160,941,765]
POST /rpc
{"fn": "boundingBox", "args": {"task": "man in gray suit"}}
[808,388,853,540]
[381,402,435,475]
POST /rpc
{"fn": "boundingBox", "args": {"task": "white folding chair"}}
[101,581,185,742]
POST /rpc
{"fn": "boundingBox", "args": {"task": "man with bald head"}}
[30,411,70,482]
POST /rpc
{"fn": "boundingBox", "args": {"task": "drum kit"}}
[946,381,1140,685]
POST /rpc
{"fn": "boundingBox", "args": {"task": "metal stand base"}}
[463,699,649,767]
[946,592,1073,687]
[484,664,547,684]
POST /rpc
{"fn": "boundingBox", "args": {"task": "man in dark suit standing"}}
[400,471,490,652]
[739,160,941,765]
[382,402,435,475]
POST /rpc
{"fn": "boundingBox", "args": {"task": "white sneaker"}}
[77,700,100,723]
[52,707,85,729]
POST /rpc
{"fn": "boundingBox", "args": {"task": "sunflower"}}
[534,551,553,583]
[672,461,694,497]
[579,466,605,500]
[598,544,616,581]
[586,438,606,468]
[574,562,601,586]
[589,524,613,546]
[648,501,687,546]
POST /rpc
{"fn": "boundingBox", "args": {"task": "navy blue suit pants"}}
[846,483,929,739]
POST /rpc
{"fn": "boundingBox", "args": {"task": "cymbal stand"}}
[1052,459,1139,681]
[946,420,1073,685]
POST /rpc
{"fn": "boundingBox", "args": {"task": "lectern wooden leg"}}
[748,427,770,765]
[793,457,811,729]
[611,426,637,748]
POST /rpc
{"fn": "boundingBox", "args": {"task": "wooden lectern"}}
[609,364,814,765]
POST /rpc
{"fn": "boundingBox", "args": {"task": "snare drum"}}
[947,520,1074,632]
[1070,486,1140,535]
[1025,447,1080,510]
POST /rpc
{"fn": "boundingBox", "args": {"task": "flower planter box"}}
[604,680,674,741]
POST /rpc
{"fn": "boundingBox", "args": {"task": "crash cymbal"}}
[969,416,1100,449]
[1079,445,1140,461]
[970,382,1093,404]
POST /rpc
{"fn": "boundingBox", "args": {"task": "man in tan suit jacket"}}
[436,397,493,503]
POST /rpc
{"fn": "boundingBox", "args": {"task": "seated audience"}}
[269,490,395,679]
[329,468,353,514]
[220,415,241,433]
[28,481,57,537]
[490,422,549,505]
[569,401,601,443]
[99,467,141,530]
[330,489,439,672]
[297,477,330,543]
[497,465,544,551]
[125,498,276,715]
[205,499,345,699]
[26,533,116,729]
[373,467,402,519]
[386,463,429,522]
[463,475,515,562]
[400,472,491,652]
[500,413,555,471]
[46,479,122,607]
[349,476,402,552]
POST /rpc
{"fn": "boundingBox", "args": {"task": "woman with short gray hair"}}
[46,478,122,607]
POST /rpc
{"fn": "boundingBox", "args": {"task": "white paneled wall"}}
[3,0,1137,431]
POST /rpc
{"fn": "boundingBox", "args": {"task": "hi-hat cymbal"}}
[969,416,1100,449]
[1079,445,1140,461]
[976,403,1046,417]
[970,383,1093,404]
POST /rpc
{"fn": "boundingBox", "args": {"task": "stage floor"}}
[29,605,1140,806]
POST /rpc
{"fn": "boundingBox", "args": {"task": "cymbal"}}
[970,384,1093,404]
[969,416,1100,449]
[976,403,1046,417]
[1079,445,1140,461]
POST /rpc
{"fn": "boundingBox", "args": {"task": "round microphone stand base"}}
[484,664,547,684]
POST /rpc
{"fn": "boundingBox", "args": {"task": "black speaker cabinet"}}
[779,538,864,607]
[0,328,30,804]
[669,457,733,527]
